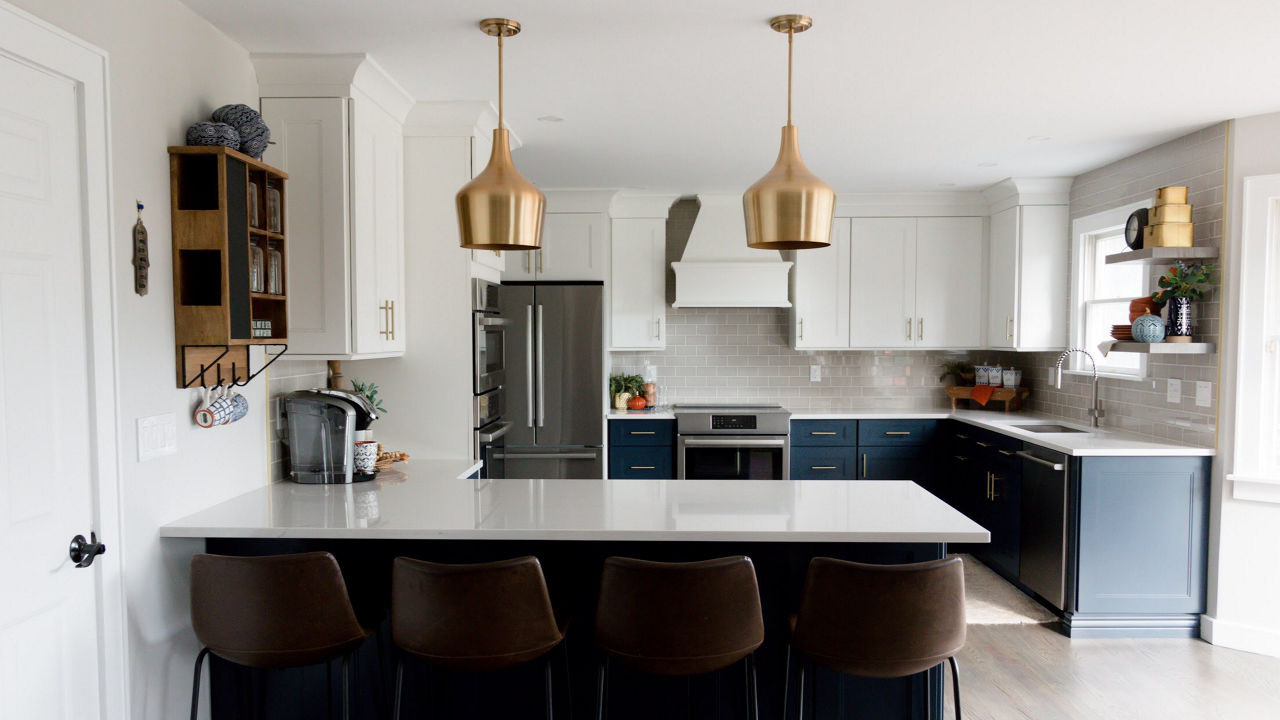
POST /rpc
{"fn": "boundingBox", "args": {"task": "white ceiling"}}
[180,0,1280,193]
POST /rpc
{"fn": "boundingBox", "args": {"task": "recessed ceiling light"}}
[1027,135,1052,142]
[938,182,957,188]
[537,115,564,123]
[977,162,998,167]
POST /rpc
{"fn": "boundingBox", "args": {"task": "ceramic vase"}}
[1132,311,1166,343]
[614,392,632,410]
[1166,297,1193,340]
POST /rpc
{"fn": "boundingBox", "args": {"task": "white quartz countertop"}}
[160,467,988,543]
[607,407,675,420]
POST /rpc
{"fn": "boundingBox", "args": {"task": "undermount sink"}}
[1011,424,1091,434]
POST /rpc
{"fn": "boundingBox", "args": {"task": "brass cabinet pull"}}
[990,473,1001,500]
[810,466,838,471]
[976,441,992,448]
[389,300,395,340]
[956,433,969,440]
[998,449,1015,456]
[629,431,656,435]
[1006,315,1014,341]
[810,431,837,435]
[629,466,656,470]
[537,250,544,273]
[918,317,924,342]
[862,453,868,478]
[906,317,912,340]
[986,471,993,500]
[379,300,393,339]
[884,431,911,436]
[955,455,968,462]
[799,317,805,341]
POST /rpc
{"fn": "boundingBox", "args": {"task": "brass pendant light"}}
[457,18,546,251]
[743,14,835,250]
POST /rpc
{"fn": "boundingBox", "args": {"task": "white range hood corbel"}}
[671,194,793,307]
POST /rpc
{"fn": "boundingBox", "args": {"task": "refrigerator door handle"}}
[492,452,599,461]
[525,304,534,428]
[536,304,546,427]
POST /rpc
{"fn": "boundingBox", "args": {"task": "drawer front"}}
[858,419,937,446]
[791,420,858,446]
[608,419,675,447]
[858,446,931,481]
[791,447,857,480]
[609,446,673,479]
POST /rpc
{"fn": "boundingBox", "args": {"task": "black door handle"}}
[69,532,106,568]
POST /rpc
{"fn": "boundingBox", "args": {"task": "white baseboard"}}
[1201,614,1280,658]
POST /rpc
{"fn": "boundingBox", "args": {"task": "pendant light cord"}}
[497,31,504,130]
[786,25,793,127]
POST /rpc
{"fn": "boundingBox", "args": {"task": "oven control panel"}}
[711,415,758,431]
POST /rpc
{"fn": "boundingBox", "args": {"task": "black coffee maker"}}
[282,389,379,484]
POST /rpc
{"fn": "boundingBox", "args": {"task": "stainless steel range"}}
[674,404,792,480]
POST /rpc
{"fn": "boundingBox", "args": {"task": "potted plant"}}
[1151,261,1214,341]
[350,378,387,414]
[609,374,644,410]
[938,360,976,386]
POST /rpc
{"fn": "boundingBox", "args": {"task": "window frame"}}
[1069,202,1152,381]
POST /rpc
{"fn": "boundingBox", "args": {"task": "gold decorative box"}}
[1149,221,1194,247]
[1150,203,1192,223]
[1155,186,1188,205]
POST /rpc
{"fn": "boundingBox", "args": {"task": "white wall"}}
[8,0,267,716]
[346,134,474,459]
[1203,111,1280,658]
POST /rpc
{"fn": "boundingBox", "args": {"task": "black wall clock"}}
[1125,207,1149,250]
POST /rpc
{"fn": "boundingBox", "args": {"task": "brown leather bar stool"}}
[390,556,565,719]
[785,556,967,720]
[188,552,368,720]
[594,556,765,720]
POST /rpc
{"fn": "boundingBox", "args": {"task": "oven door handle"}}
[476,421,511,443]
[680,437,788,448]
[477,316,510,327]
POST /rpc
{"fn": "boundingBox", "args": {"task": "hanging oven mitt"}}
[970,384,995,406]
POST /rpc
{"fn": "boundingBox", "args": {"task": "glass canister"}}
[266,240,283,295]
[249,242,265,293]
[266,186,282,233]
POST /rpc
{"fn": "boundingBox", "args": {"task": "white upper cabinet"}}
[467,130,505,274]
[848,218,916,349]
[610,218,667,349]
[986,204,1069,350]
[791,218,852,349]
[915,217,985,349]
[504,212,607,281]
[791,216,984,350]
[256,54,413,359]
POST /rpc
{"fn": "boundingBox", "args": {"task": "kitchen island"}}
[163,467,986,720]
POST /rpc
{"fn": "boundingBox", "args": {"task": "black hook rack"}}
[180,344,288,389]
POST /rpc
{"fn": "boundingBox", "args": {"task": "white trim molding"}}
[0,2,128,717]
[1201,613,1280,658]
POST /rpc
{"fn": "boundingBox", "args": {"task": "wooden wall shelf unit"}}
[169,145,289,387]
[946,386,1031,412]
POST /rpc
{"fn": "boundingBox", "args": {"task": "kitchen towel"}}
[970,384,995,406]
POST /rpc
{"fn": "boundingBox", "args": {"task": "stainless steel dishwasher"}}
[1017,446,1069,610]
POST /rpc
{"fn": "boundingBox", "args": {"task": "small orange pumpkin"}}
[627,395,648,410]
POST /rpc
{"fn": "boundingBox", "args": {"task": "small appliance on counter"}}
[282,389,380,484]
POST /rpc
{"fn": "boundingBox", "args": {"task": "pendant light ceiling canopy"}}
[457,18,546,251]
[743,14,836,251]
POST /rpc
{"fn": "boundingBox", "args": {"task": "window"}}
[1234,177,1280,484]
[1070,203,1151,378]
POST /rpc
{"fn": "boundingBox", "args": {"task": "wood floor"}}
[944,623,1280,719]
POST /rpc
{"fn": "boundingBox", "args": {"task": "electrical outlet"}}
[1195,381,1212,407]
[1166,379,1182,404]
[810,365,821,382]
[137,413,177,461]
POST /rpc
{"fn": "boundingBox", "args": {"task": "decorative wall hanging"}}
[132,200,149,296]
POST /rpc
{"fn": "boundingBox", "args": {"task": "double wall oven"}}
[473,280,509,477]
[675,404,792,480]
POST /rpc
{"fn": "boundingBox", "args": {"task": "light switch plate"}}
[1166,379,1182,404]
[809,365,822,382]
[137,413,177,462]
[1195,381,1212,407]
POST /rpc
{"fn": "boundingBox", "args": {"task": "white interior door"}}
[0,53,103,720]
[849,218,915,348]
[915,217,985,348]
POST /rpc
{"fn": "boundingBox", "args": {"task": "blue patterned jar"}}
[1131,311,1165,343]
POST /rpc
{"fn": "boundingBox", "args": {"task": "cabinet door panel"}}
[610,218,666,349]
[915,217,984,348]
[857,446,929,481]
[537,213,607,281]
[609,446,673,479]
[849,219,915,348]
[350,96,405,355]
[261,97,351,355]
[987,207,1018,349]
[792,218,851,348]
[608,420,676,447]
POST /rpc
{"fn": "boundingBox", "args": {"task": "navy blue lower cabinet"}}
[1063,455,1210,637]
[791,446,858,479]
[858,419,937,446]
[791,419,858,446]
[609,446,673,479]
[858,446,931,481]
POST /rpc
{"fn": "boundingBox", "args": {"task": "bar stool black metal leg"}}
[393,655,405,720]
[189,647,211,720]
[948,656,963,720]
[560,641,574,720]
[545,655,554,720]
[745,653,759,720]
[341,653,351,720]
[782,644,792,720]
[797,660,807,720]
[595,657,609,720]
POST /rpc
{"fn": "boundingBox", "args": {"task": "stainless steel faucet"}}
[1055,347,1105,428]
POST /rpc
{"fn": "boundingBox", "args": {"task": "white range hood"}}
[671,194,793,308]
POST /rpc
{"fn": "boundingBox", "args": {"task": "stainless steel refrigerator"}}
[495,282,604,478]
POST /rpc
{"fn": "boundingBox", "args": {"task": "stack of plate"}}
[1111,324,1134,341]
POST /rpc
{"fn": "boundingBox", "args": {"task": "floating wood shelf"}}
[1105,247,1218,265]
[1108,342,1216,354]
[946,386,1031,412]
[169,145,290,387]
